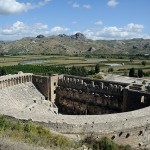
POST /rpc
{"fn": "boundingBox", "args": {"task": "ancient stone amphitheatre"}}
[0,71,150,149]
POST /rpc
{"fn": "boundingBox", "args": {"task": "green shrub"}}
[92,74,104,79]
[54,134,71,149]
[23,120,38,135]
[36,125,51,137]
[81,136,133,150]
[0,115,72,149]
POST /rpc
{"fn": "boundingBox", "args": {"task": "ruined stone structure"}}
[0,72,32,89]
[54,75,150,115]
[1,72,150,148]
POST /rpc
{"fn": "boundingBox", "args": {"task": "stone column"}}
[91,81,95,87]
[16,78,19,84]
[0,81,2,89]
[29,75,32,82]
[122,88,128,112]
[27,76,29,82]
[24,76,26,83]
[118,85,123,92]
[11,79,14,86]
[3,81,5,88]
[8,79,10,87]
[100,82,104,90]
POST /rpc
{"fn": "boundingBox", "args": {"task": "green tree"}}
[88,67,95,75]
[70,66,88,77]
[138,69,144,78]
[141,61,147,66]
[0,68,7,76]
[108,67,114,72]
[129,68,135,77]
[70,66,77,75]
[95,63,100,73]
[80,66,88,77]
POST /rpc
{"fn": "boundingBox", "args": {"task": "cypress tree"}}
[95,63,100,73]
[129,68,135,77]
[138,69,143,78]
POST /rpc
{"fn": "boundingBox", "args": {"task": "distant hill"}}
[0,33,150,55]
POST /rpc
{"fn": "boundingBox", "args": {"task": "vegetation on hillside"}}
[0,115,72,149]
[0,115,136,150]
[1,34,150,55]
[79,135,133,150]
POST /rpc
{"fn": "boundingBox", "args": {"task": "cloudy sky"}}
[0,0,150,40]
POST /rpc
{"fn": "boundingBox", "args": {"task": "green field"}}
[0,54,150,77]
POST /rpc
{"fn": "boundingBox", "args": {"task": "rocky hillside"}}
[0,33,150,55]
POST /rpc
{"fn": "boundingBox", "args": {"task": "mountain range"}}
[0,33,150,55]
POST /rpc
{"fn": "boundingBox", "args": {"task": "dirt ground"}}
[0,138,51,150]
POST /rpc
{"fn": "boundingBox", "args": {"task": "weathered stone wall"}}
[1,73,150,148]
[0,72,32,89]
[58,75,128,95]
[55,75,150,115]
[123,89,150,112]
[56,87,122,114]
[49,74,63,103]
[32,75,50,100]
[56,75,128,114]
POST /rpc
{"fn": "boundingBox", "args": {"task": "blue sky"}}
[0,0,150,40]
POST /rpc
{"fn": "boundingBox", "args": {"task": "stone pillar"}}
[4,81,7,87]
[100,82,103,90]
[8,79,10,87]
[73,78,76,84]
[14,78,16,85]
[24,76,26,83]
[118,85,123,92]
[27,76,30,82]
[21,76,23,83]
[0,81,1,89]
[91,81,95,87]
[30,75,32,82]
[19,77,21,84]
[63,76,66,81]
[69,78,72,82]
[16,78,19,84]
[3,81,5,88]
[26,76,28,82]
[113,85,117,92]
[11,79,14,86]
[109,84,113,92]
[122,88,128,112]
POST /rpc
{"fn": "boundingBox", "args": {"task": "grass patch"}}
[0,115,136,150]
[78,135,133,150]
[0,115,72,149]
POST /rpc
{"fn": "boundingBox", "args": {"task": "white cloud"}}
[0,21,50,40]
[72,21,78,24]
[70,2,91,9]
[83,4,91,9]
[94,20,103,25]
[0,22,149,41]
[50,26,69,35]
[0,0,50,15]
[83,23,149,40]
[0,21,70,40]
[125,23,144,32]
[32,23,48,30]
[107,0,118,7]
[1,21,28,35]
[72,2,80,8]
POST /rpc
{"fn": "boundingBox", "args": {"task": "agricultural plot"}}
[0,55,150,77]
